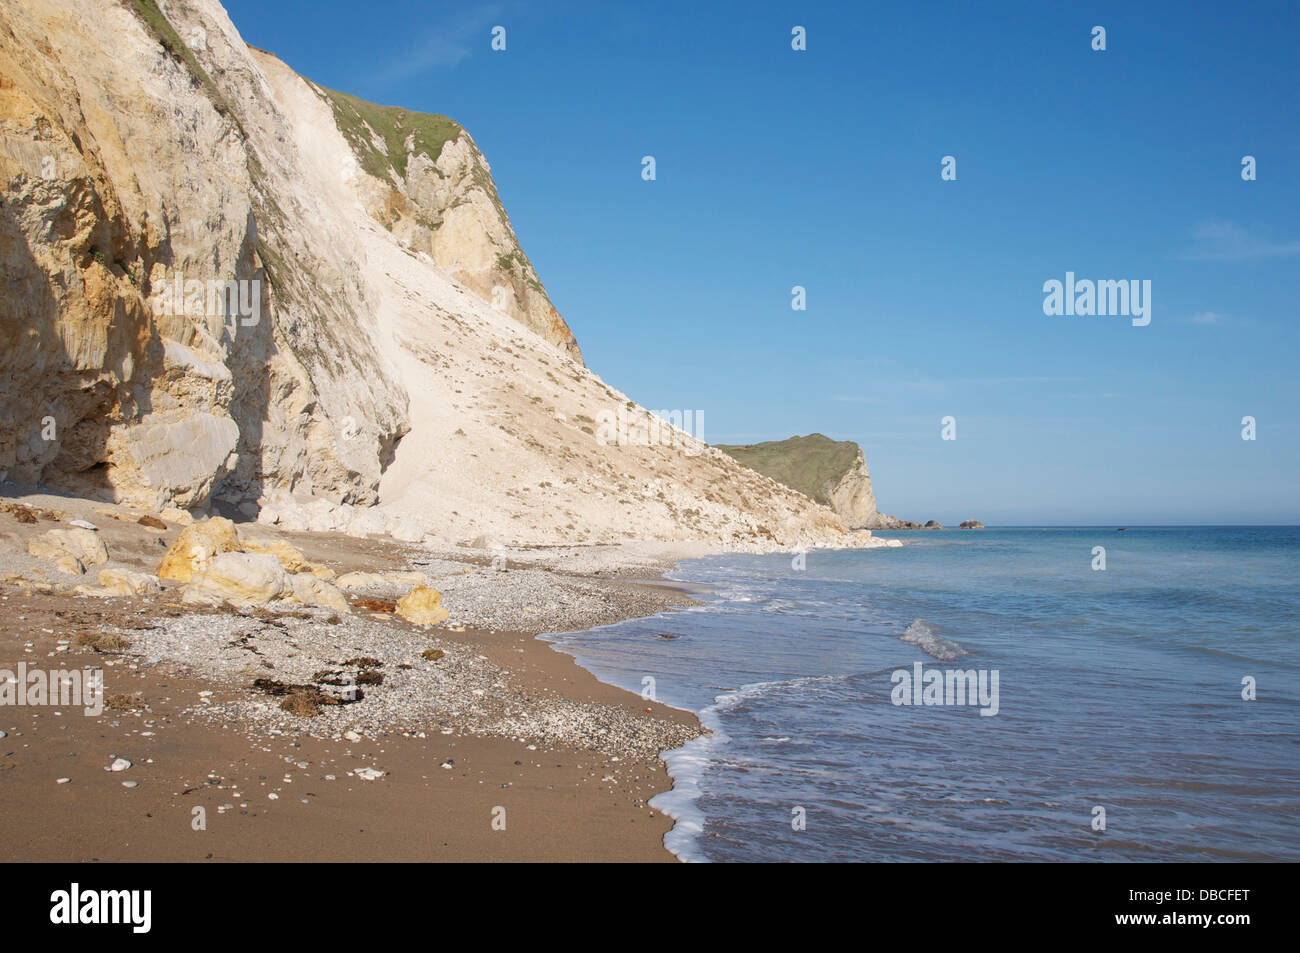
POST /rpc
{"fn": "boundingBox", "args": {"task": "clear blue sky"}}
[223,0,1300,525]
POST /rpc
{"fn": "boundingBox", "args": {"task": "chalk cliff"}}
[0,0,875,550]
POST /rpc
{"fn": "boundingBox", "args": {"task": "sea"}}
[540,527,1300,862]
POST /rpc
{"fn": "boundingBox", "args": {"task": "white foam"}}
[900,618,967,661]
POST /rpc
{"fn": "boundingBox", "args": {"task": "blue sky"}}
[224,0,1300,525]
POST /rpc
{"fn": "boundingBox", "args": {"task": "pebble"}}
[121,781,138,788]
[109,758,131,772]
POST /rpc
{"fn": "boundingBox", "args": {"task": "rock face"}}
[315,89,582,362]
[0,0,408,510]
[0,0,867,552]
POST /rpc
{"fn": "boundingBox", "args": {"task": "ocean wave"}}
[650,671,858,862]
[900,619,967,660]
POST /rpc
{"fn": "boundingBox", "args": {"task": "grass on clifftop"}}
[717,433,861,506]
[317,87,463,182]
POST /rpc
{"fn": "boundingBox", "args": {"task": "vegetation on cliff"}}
[717,434,861,508]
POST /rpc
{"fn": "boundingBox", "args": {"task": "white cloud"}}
[1177,221,1300,261]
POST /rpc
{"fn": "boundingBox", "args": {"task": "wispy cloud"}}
[1176,221,1300,261]
[365,5,504,87]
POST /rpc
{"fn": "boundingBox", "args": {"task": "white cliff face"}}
[0,0,863,550]
[0,0,408,509]
[827,447,881,529]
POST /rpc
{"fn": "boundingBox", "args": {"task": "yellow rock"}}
[181,552,287,607]
[98,568,162,596]
[241,536,309,573]
[306,563,337,580]
[27,527,108,567]
[157,517,241,582]
[395,585,450,626]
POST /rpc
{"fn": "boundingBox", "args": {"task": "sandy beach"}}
[0,491,706,862]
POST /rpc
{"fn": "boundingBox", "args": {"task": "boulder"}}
[240,535,309,573]
[276,508,310,532]
[287,573,350,613]
[305,500,341,532]
[959,520,985,529]
[181,552,288,607]
[389,519,426,543]
[346,508,390,538]
[98,569,163,596]
[27,527,109,567]
[160,507,194,526]
[395,585,450,626]
[157,517,242,582]
[54,555,86,575]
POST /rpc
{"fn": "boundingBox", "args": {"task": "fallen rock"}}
[395,585,450,626]
[276,508,310,532]
[157,517,241,582]
[346,508,390,538]
[182,552,288,607]
[240,535,309,573]
[27,527,109,567]
[98,568,163,596]
[160,507,194,526]
[389,519,426,543]
[288,573,350,613]
[137,515,167,530]
[53,555,86,575]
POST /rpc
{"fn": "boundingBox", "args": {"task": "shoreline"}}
[0,489,731,862]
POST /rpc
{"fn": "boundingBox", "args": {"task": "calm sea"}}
[541,527,1300,861]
